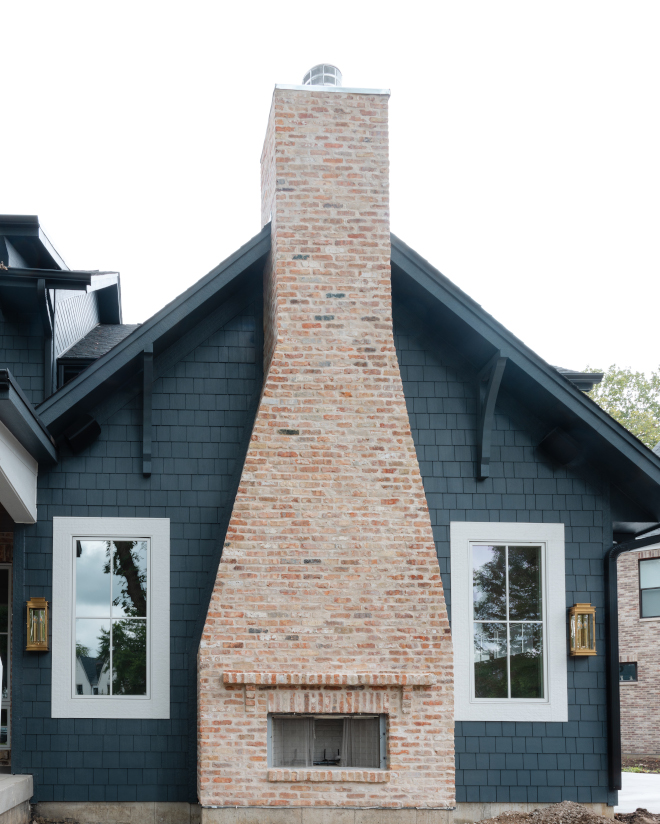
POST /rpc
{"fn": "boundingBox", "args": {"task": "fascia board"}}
[38,224,271,428]
[391,234,660,488]
[0,371,57,464]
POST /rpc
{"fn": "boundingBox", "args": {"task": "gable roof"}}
[37,224,270,434]
[35,223,660,527]
[390,233,660,526]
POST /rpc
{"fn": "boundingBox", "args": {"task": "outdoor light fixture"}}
[26,597,49,652]
[569,603,596,656]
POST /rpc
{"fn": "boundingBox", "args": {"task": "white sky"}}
[4,1,659,374]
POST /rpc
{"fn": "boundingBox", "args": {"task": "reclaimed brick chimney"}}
[198,76,454,816]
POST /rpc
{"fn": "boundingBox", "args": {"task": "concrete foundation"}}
[33,802,201,824]
[198,803,615,824]
[32,802,616,824]
[0,801,28,824]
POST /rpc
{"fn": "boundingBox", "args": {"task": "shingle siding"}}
[0,312,45,405]
[10,295,615,805]
[13,302,262,803]
[394,314,615,806]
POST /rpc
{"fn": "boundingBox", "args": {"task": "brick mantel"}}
[222,671,437,686]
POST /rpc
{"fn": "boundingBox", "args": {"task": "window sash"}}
[72,536,151,700]
[470,542,547,702]
[640,559,660,618]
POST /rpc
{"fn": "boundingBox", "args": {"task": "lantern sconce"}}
[26,597,49,652]
[569,602,596,656]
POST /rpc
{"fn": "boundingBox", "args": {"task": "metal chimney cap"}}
[302,64,342,87]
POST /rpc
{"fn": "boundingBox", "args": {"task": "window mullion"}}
[506,545,511,699]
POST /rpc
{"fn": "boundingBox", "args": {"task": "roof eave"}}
[0,370,58,464]
[37,224,271,432]
[391,233,660,508]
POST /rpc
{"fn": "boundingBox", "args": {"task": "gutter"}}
[605,529,660,790]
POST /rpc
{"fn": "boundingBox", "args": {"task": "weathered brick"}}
[618,546,660,755]
[197,86,454,809]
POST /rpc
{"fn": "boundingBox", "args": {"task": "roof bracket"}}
[477,351,507,479]
[142,344,153,477]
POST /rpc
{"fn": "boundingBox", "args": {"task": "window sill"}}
[267,769,390,783]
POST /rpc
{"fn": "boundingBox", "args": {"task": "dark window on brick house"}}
[270,715,384,769]
[619,662,638,682]
[639,558,660,618]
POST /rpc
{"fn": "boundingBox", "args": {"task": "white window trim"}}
[52,517,170,719]
[450,521,568,722]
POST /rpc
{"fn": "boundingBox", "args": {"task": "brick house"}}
[617,451,660,758]
[0,68,659,824]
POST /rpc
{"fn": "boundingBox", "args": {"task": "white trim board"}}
[450,521,568,723]
[0,420,37,523]
[51,517,170,719]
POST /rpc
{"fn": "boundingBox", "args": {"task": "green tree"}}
[585,366,660,450]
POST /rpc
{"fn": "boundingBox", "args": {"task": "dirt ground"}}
[623,757,660,774]
[477,801,660,824]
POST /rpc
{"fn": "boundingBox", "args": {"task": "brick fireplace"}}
[197,77,454,814]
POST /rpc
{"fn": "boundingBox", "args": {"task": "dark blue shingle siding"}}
[0,313,45,405]
[12,299,615,806]
[395,316,615,806]
[13,304,261,803]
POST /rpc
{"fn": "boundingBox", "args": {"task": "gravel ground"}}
[476,801,660,824]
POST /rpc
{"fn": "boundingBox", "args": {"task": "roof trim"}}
[0,215,69,270]
[38,224,271,429]
[391,233,660,490]
[0,370,57,464]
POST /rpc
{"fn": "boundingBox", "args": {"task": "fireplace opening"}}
[269,714,386,769]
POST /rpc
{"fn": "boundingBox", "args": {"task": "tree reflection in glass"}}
[74,539,148,697]
[472,544,544,700]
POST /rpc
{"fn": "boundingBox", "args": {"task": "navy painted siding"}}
[13,300,262,803]
[0,312,45,405]
[394,313,616,806]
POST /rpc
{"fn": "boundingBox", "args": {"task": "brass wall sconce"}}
[26,597,49,652]
[569,602,596,656]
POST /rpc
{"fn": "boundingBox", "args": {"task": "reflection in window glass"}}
[619,662,638,682]
[640,559,660,619]
[474,622,507,698]
[472,544,544,700]
[472,546,506,621]
[74,539,148,697]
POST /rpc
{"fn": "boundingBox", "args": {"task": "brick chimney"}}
[198,74,454,814]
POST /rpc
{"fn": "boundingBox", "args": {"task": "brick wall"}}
[197,86,454,809]
[618,546,660,755]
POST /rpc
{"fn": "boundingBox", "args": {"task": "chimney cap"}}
[302,64,342,87]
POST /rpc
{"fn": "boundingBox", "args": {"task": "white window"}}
[52,517,170,719]
[450,522,568,722]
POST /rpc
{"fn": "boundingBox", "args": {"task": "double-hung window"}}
[52,517,170,719]
[451,522,568,722]
[639,558,660,618]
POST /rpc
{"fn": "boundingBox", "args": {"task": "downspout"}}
[605,528,660,790]
[36,279,54,399]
